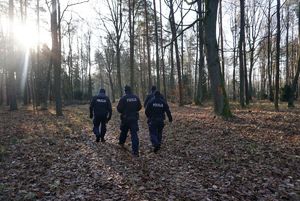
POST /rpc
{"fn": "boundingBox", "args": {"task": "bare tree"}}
[219,0,225,79]
[274,0,280,111]
[159,0,167,99]
[195,0,205,105]
[230,4,238,101]
[204,0,231,116]
[100,0,126,97]
[128,0,135,91]
[168,0,183,106]
[153,0,160,89]
[51,0,62,116]
[239,0,245,107]
[86,30,92,99]
[8,0,18,111]
[246,0,264,101]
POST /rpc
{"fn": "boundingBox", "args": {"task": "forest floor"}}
[0,101,300,201]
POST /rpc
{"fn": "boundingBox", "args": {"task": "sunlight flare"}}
[20,49,30,95]
[0,17,51,49]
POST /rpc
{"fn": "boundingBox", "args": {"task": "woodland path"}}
[0,103,299,200]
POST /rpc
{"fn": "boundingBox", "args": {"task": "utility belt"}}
[121,113,139,122]
[149,116,164,123]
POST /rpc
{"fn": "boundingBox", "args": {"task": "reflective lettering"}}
[153,103,163,108]
[97,99,107,103]
[127,98,137,102]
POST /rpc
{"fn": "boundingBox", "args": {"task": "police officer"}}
[90,88,112,142]
[144,86,157,108]
[145,91,172,153]
[117,85,142,157]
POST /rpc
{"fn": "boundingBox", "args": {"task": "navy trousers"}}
[148,120,164,148]
[93,118,107,140]
[119,120,139,155]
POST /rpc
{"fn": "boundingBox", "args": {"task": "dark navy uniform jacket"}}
[145,96,172,122]
[144,93,154,108]
[90,93,112,120]
[117,93,142,121]
[144,92,165,108]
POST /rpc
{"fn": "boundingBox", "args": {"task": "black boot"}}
[153,146,160,153]
[96,136,100,142]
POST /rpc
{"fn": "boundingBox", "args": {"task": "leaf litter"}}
[0,103,299,200]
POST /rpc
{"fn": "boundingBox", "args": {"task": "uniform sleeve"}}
[117,97,124,113]
[89,97,95,115]
[137,97,142,111]
[164,102,172,122]
[145,101,152,118]
[107,97,112,120]
[144,95,150,108]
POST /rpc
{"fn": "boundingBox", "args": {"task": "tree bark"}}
[275,0,280,111]
[8,0,18,111]
[287,2,300,107]
[267,0,274,101]
[285,5,289,84]
[219,0,225,79]
[169,0,183,106]
[153,0,160,89]
[87,31,92,100]
[232,6,237,101]
[204,0,231,117]
[196,0,205,105]
[159,0,167,99]
[144,0,152,90]
[129,0,135,92]
[239,0,245,107]
[51,0,62,116]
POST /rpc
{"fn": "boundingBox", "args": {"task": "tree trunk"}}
[169,0,183,106]
[194,22,199,103]
[8,0,18,111]
[129,0,135,92]
[87,32,92,100]
[67,22,73,101]
[249,47,254,101]
[170,42,175,100]
[285,5,289,84]
[51,0,62,116]
[204,0,231,117]
[144,0,152,90]
[108,72,115,103]
[196,0,205,105]
[275,0,280,111]
[244,35,249,105]
[116,0,123,98]
[116,41,122,97]
[219,0,225,79]
[267,0,274,102]
[153,0,160,90]
[288,2,300,107]
[239,0,245,107]
[232,17,237,101]
[159,0,166,99]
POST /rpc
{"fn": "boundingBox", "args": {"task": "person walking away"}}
[117,85,142,157]
[90,88,112,142]
[144,86,157,108]
[145,91,172,153]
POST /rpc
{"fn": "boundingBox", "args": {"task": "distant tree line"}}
[0,0,299,117]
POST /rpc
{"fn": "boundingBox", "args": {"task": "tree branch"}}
[164,18,200,49]
[60,0,89,23]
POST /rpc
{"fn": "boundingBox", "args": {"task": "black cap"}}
[151,86,157,92]
[99,88,105,94]
[124,85,131,93]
